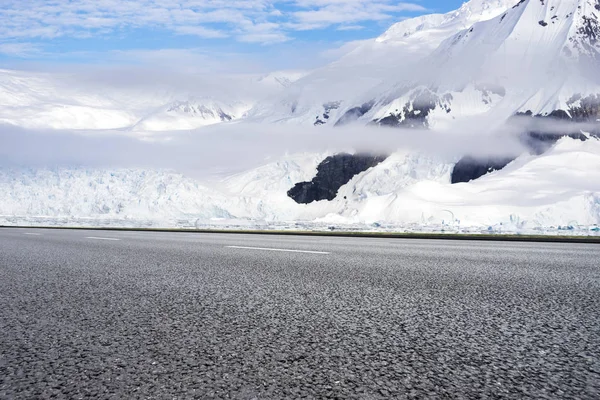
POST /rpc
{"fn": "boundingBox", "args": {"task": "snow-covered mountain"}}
[131,99,252,132]
[247,0,520,126]
[0,69,304,131]
[376,0,517,45]
[3,0,597,132]
[250,0,600,129]
[368,0,600,129]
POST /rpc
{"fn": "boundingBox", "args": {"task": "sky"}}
[0,0,467,72]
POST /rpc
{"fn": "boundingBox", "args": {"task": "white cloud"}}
[318,39,371,60]
[173,26,229,38]
[290,1,426,29]
[238,33,291,44]
[337,25,365,31]
[0,42,40,57]
[0,0,427,45]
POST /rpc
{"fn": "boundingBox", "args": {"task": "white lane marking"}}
[23,233,42,236]
[226,245,330,255]
[85,237,121,241]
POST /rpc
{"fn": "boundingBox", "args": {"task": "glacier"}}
[2,137,600,235]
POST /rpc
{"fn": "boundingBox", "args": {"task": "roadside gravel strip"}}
[1,229,599,399]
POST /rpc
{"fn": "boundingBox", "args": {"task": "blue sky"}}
[0,0,467,71]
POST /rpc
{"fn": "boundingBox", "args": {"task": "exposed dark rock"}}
[451,132,585,184]
[570,11,600,58]
[514,94,600,153]
[218,111,233,122]
[334,101,375,126]
[288,153,387,204]
[476,83,506,105]
[523,131,589,154]
[451,156,514,184]
[377,114,403,127]
[315,101,341,126]
[512,0,526,9]
[165,101,233,122]
[452,95,600,185]
[374,90,452,128]
[565,94,600,121]
[579,15,599,44]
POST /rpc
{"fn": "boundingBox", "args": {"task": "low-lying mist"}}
[1,117,596,179]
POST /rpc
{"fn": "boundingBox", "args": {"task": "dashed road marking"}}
[23,233,42,236]
[226,245,329,255]
[85,237,121,241]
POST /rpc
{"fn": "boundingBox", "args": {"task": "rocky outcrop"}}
[515,96,600,153]
[334,102,375,126]
[523,94,600,123]
[451,156,514,184]
[375,90,452,129]
[452,98,600,184]
[314,101,341,126]
[451,132,592,185]
[288,153,387,204]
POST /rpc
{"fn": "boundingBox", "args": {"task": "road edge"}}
[2,225,600,244]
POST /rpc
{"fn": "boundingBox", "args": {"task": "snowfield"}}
[2,137,599,234]
[0,69,304,131]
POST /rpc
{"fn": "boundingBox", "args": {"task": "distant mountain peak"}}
[376,0,517,44]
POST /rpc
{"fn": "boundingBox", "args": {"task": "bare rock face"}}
[288,153,387,204]
[451,98,600,184]
[334,102,375,127]
[314,101,341,126]
[374,90,453,129]
[451,156,514,184]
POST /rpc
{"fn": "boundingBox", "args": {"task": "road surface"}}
[1,228,599,399]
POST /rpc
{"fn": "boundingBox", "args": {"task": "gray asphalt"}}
[0,229,599,399]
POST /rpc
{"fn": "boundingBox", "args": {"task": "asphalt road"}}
[1,228,599,399]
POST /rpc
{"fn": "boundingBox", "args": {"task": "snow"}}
[247,0,518,127]
[3,0,596,131]
[0,69,304,132]
[314,0,591,137]
[132,99,253,132]
[2,138,600,234]
[346,137,600,230]
[377,0,516,45]
[0,169,232,222]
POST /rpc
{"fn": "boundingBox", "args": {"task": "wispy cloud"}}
[0,0,427,46]
[0,42,41,57]
[336,25,365,31]
[173,25,229,38]
[0,120,528,179]
[290,1,426,29]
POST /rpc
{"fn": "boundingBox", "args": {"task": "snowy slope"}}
[0,69,142,130]
[0,169,233,221]
[370,0,600,127]
[319,137,600,230]
[2,137,599,233]
[0,69,304,131]
[377,0,518,45]
[247,0,519,126]
[249,0,600,129]
[132,99,253,132]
